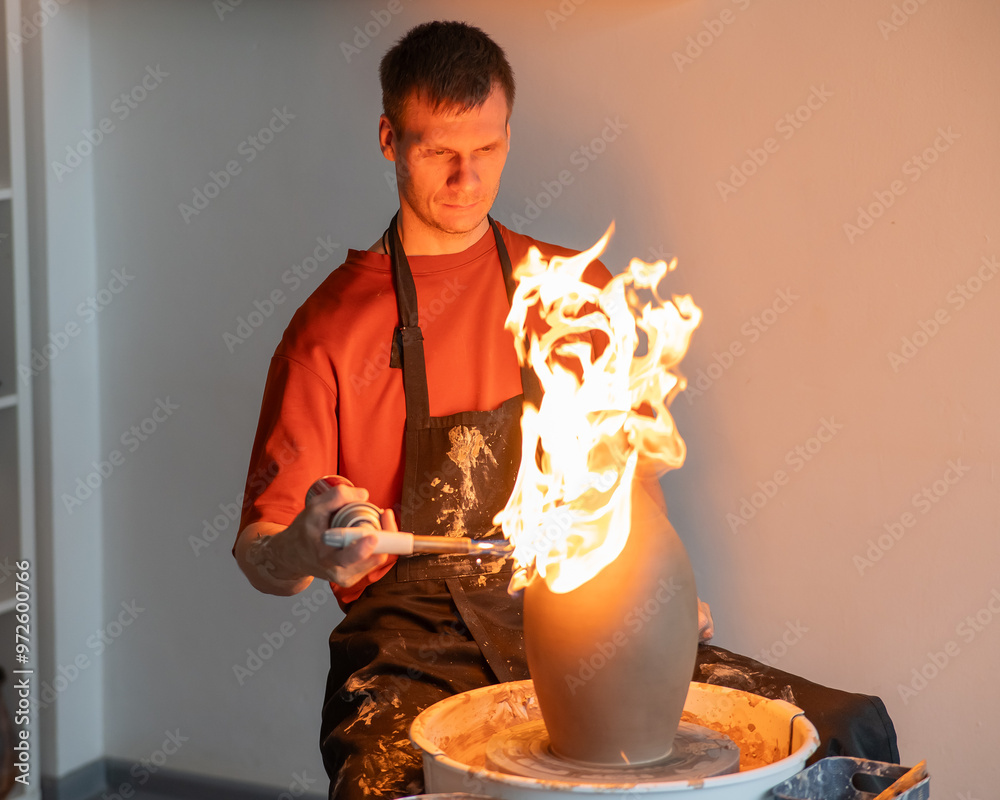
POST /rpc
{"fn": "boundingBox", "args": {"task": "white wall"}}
[31,0,999,796]
[24,0,105,778]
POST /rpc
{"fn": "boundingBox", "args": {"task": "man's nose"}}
[448,156,480,192]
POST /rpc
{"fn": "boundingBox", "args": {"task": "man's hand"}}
[235,482,391,596]
[698,598,714,643]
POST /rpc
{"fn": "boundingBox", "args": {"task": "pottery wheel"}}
[485,720,740,784]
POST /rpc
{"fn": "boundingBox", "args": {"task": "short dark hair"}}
[379,21,515,133]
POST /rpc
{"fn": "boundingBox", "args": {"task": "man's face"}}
[380,86,510,246]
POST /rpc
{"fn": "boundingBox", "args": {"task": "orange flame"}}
[498,223,701,593]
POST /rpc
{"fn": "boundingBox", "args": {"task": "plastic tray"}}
[770,757,929,800]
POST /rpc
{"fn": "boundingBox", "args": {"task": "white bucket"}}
[410,680,819,800]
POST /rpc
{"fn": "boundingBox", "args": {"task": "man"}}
[236,19,896,800]
[235,20,622,798]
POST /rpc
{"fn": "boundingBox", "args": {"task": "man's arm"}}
[234,482,391,596]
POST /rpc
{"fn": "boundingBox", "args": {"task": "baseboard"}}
[42,758,326,800]
[40,759,106,800]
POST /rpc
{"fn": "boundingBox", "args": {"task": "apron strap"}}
[492,216,518,305]
[489,217,542,409]
[387,213,430,424]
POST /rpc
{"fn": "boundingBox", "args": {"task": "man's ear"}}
[379,114,397,161]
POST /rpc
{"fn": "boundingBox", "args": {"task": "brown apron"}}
[320,216,537,799]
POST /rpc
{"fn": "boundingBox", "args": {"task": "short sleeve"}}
[238,355,340,533]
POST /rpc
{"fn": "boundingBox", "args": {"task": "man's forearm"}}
[235,521,314,596]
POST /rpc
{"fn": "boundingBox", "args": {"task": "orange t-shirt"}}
[239,222,610,605]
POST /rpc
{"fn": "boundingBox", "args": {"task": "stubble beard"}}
[403,179,502,241]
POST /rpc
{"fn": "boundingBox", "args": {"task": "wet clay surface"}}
[425,683,540,769]
[485,719,740,783]
[681,709,782,771]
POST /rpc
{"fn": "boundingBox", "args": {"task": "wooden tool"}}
[872,760,928,800]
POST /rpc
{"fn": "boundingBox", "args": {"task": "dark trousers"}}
[694,644,899,765]
[320,573,526,800]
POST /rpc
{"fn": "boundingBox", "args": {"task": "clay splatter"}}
[353,736,424,797]
[339,679,422,794]
[696,661,797,705]
[448,425,494,506]
[435,425,498,537]
[342,676,401,733]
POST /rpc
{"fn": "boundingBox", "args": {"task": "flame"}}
[497,223,701,593]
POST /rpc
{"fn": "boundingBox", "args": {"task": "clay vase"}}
[523,478,699,766]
